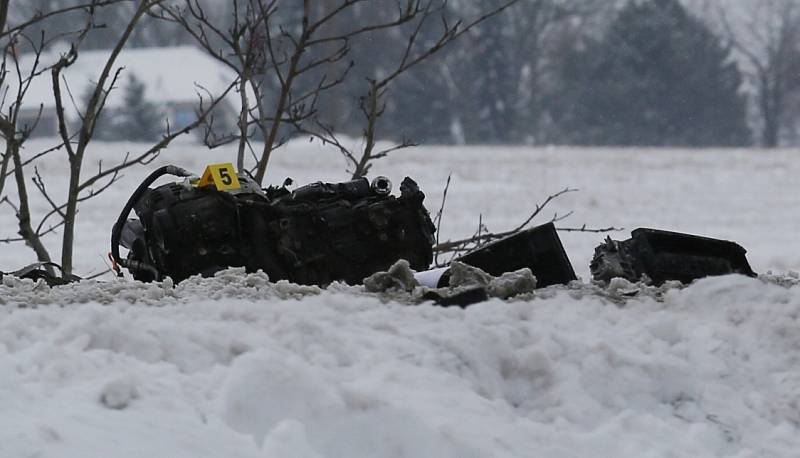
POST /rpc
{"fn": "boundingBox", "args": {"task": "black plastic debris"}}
[422,287,489,308]
[591,228,756,285]
[1,262,81,287]
[455,222,577,288]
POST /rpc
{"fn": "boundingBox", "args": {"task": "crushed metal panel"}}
[591,228,756,285]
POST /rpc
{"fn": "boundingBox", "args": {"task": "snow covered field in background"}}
[4,140,800,278]
[2,141,800,457]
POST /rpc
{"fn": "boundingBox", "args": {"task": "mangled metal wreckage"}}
[0,163,757,300]
[99,163,757,304]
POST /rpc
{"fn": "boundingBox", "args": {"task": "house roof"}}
[6,45,240,114]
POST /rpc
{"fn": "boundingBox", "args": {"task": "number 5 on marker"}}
[197,163,241,191]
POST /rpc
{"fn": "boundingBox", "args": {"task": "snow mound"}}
[0,267,327,307]
[1,270,800,457]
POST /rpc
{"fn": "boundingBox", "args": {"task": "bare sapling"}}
[1,0,237,276]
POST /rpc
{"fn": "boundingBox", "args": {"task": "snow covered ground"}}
[2,141,800,457]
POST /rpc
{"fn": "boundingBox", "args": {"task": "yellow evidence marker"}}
[197,163,241,191]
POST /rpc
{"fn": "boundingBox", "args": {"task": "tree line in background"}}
[11,0,800,148]
[385,0,800,147]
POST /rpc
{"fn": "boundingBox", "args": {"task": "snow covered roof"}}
[6,45,239,113]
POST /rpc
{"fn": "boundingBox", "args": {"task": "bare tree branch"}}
[433,172,452,266]
[556,225,623,233]
[309,0,523,179]
[79,78,238,192]
[32,166,65,219]
[716,0,800,147]
[433,187,618,257]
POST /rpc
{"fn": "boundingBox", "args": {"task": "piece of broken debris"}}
[363,260,537,307]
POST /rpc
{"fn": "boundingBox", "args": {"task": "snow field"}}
[5,140,800,277]
[1,271,799,457]
[1,141,800,457]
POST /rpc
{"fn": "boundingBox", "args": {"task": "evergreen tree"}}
[114,73,165,142]
[455,7,522,144]
[552,0,751,146]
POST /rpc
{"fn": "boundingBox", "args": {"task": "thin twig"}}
[433,173,452,266]
[433,187,606,256]
[557,225,623,233]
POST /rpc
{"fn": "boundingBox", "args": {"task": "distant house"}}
[9,45,239,139]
